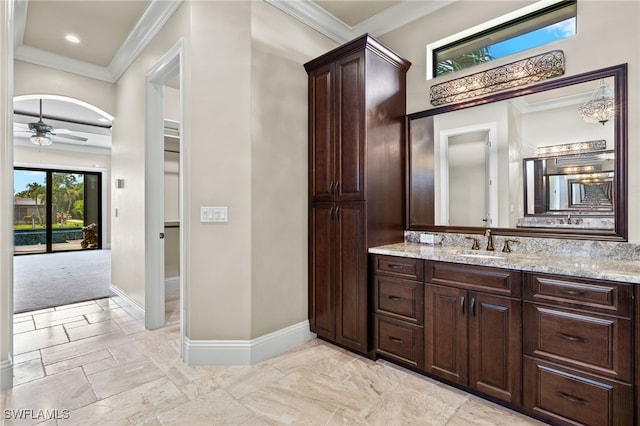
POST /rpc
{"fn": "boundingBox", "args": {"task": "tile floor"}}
[2,293,546,425]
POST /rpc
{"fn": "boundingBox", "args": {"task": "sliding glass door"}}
[14,168,102,255]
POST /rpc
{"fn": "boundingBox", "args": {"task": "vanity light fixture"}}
[577,79,615,125]
[535,139,606,156]
[429,50,565,106]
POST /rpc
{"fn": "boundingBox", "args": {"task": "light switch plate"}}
[201,207,228,223]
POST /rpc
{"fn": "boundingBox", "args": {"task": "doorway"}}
[438,122,498,227]
[144,40,185,358]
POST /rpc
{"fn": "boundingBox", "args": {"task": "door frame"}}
[144,39,186,357]
[437,122,498,226]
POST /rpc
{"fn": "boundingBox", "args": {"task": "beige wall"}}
[380,0,640,241]
[111,0,335,341]
[249,1,335,336]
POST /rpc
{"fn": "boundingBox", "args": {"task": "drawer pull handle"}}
[557,391,589,405]
[389,337,404,344]
[556,332,589,344]
[388,264,405,270]
[460,296,465,315]
[388,295,405,302]
[558,288,588,297]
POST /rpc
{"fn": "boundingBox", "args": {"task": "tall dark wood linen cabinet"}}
[304,34,411,354]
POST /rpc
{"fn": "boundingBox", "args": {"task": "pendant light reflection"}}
[578,79,615,125]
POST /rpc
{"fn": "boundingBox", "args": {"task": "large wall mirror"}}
[407,63,627,241]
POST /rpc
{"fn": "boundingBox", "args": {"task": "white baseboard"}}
[183,320,314,366]
[109,284,145,320]
[1,357,13,390]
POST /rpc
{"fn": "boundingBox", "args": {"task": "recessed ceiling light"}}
[65,34,80,44]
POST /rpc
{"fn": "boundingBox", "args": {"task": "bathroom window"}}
[431,0,576,78]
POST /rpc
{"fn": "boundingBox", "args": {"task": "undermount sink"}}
[458,253,507,260]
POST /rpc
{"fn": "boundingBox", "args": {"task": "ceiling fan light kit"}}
[17,98,89,147]
[30,134,52,146]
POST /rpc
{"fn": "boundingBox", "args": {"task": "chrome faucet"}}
[484,229,495,251]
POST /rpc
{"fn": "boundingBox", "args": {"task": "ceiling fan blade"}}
[14,122,30,129]
[51,132,88,142]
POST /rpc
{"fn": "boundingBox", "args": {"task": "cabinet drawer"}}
[373,255,424,281]
[373,275,424,325]
[425,261,520,297]
[375,316,424,369]
[524,303,632,382]
[523,356,633,426]
[524,273,632,317]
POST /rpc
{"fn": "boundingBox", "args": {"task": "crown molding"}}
[351,0,454,38]
[264,0,353,43]
[108,0,183,81]
[13,0,183,83]
[265,0,455,44]
[14,45,114,81]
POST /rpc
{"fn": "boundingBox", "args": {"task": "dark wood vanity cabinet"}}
[305,35,410,354]
[424,261,522,405]
[523,273,634,425]
[369,254,637,424]
[372,255,425,369]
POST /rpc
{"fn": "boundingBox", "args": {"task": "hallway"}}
[2,296,543,425]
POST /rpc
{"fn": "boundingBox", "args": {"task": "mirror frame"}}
[406,63,628,241]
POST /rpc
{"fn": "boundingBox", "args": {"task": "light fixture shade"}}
[578,80,615,125]
[30,134,52,146]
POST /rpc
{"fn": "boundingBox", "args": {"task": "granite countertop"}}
[369,242,640,284]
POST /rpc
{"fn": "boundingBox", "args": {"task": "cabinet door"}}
[309,203,335,339]
[334,52,365,202]
[425,284,468,384]
[309,64,334,202]
[468,293,522,405]
[335,202,367,352]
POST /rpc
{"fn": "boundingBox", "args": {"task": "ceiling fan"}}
[16,99,88,146]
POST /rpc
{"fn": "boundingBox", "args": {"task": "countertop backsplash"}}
[404,230,640,262]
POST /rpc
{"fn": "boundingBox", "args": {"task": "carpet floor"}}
[13,249,111,313]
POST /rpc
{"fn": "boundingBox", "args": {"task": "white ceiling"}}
[12,0,453,152]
